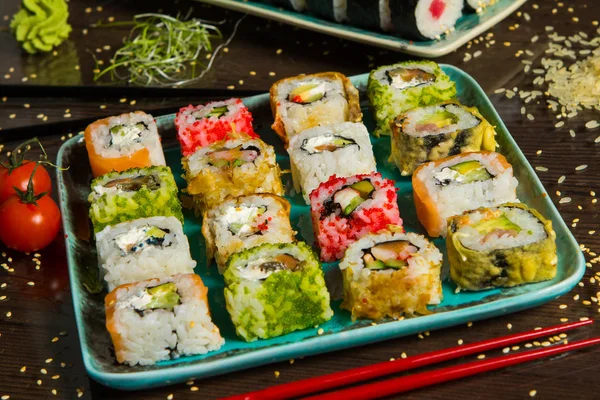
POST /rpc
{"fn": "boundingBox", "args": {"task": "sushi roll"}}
[84,111,166,178]
[270,72,362,145]
[201,194,296,273]
[390,102,497,176]
[175,98,258,156]
[464,0,499,13]
[340,228,442,320]
[368,60,456,137]
[105,273,224,366]
[310,172,402,262]
[447,203,558,291]
[413,151,519,238]
[288,122,377,204]
[223,242,333,342]
[346,0,393,32]
[88,166,183,234]
[259,0,307,11]
[183,134,283,214]
[306,0,347,22]
[389,0,464,41]
[96,216,196,291]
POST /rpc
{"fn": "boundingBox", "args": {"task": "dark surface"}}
[1,0,599,399]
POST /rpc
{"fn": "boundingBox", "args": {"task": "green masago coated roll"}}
[88,166,183,233]
[10,0,72,54]
[390,101,497,176]
[223,242,333,342]
[368,61,456,137]
[447,203,557,291]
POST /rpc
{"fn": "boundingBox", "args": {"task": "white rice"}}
[333,0,348,22]
[202,194,296,273]
[287,122,377,204]
[415,0,464,39]
[275,76,349,138]
[96,217,196,291]
[371,61,438,92]
[456,206,548,252]
[379,0,393,31]
[340,230,443,304]
[416,152,519,237]
[402,103,480,137]
[175,98,245,127]
[110,274,223,366]
[89,111,165,166]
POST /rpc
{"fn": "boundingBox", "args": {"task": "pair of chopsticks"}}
[225,320,597,400]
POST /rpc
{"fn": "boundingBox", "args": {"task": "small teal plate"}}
[195,0,527,57]
[57,65,584,390]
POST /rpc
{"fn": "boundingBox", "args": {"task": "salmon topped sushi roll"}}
[84,111,165,178]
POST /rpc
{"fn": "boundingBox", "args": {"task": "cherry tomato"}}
[0,161,52,204]
[0,194,61,252]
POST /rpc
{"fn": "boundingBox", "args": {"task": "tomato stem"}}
[12,162,48,206]
[1,137,67,174]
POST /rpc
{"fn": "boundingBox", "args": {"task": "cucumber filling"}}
[207,145,260,168]
[114,226,171,255]
[239,254,301,281]
[301,134,357,155]
[193,105,229,120]
[362,240,418,271]
[103,174,161,192]
[109,122,147,148]
[387,67,435,90]
[288,82,326,104]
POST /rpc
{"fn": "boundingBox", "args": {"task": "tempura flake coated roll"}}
[96,216,196,291]
[270,72,362,145]
[223,242,333,342]
[288,122,377,204]
[413,151,519,237]
[88,166,183,233]
[447,203,558,291]
[340,229,442,320]
[183,133,283,214]
[105,274,224,366]
[390,102,497,175]
[368,61,456,137]
[84,111,166,178]
[202,194,296,273]
[175,98,257,156]
[310,172,402,262]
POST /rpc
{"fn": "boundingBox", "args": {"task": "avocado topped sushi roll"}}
[310,172,402,262]
[447,203,558,291]
[270,72,362,145]
[340,228,442,320]
[368,61,456,137]
[413,151,519,237]
[88,166,183,233]
[390,102,497,175]
[224,242,333,342]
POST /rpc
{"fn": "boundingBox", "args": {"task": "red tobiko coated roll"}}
[309,172,403,262]
[175,98,258,156]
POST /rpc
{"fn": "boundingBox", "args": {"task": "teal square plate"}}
[56,64,584,390]
[195,0,527,57]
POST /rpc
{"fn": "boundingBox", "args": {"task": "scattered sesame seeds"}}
[535,166,548,172]
[555,121,565,128]
[558,175,566,184]
[585,120,599,129]
[559,197,572,204]
[575,164,588,171]
[473,50,482,58]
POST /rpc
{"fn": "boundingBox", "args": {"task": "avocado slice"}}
[350,180,375,199]
[449,161,493,183]
[366,259,386,270]
[210,159,230,168]
[145,282,180,310]
[109,122,146,137]
[288,83,325,104]
[146,226,167,239]
[233,159,244,167]
[472,214,522,235]
[205,105,229,119]
[343,196,365,215]
[384,259,407,270]
[419,110,458,129]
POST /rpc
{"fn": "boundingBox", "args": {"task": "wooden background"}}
[0,0,599,399]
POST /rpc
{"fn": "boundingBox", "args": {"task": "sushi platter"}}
[57,63,584,390]
[195,0,528,57]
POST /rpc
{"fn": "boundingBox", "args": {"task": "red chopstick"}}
[307,336,600,400]
[224,320,592,400]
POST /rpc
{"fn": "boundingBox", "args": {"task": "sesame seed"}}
[51,389,57,396]
[575,164,588,171]
[2,396,9,400]
[190,386,199,392]
[467,322,473,327]
[274,371,280,378]
[45,358,53,364]
[401,352,407,359]
[530,390,537,397]
[477,354,486,359]
[583,300,592,305]
[227,85,235,90]
[269,72,276,76]
[559,197,572,204]
[555,121,565,128]
[5,311,11,318]
[167,395,173,400]
[52,375,59,380]
[318,328,324,335]
[458,339,464,345]
[586,120,599,129]
[580,317,589,321]
[507,323,513,330]
[129,100,136,106]
[558,175,566,184]
[527,114,535,121]
[494,88,506,94]
[502,347,510,353]
[559,304,568,309]
[249,71,256,76]
[27,281,34,286]
[473,50,482,58]
[41,368,47,374]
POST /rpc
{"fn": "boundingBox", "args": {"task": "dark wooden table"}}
[1,0,599,399]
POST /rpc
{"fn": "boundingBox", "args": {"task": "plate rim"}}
[56,63,584,390]
[195,0,528,57]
